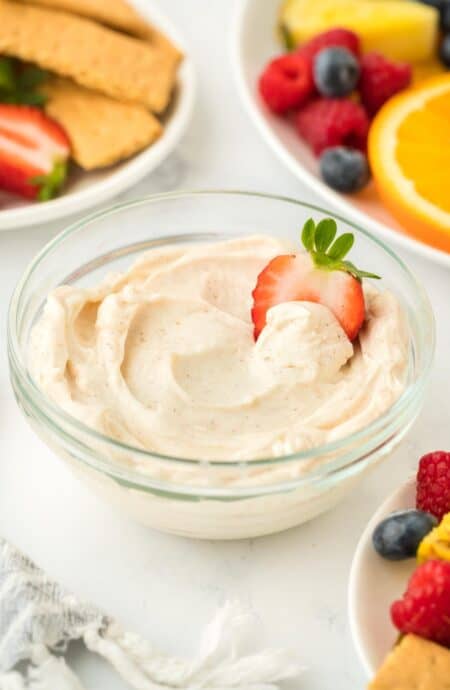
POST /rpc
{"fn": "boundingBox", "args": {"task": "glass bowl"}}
[8,191,435,539]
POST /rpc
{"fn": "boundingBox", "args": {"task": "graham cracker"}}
[43,78,162,170]
[0,0,178,112]
[16,0,153,37]
[14,0,183,62]
[369,635,450,690]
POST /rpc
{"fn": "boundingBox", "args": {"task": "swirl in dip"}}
[29,235,408,461]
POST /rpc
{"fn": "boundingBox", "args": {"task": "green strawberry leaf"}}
[328,232,354,261]
[0,59,48,107]
[24,91,47,106]
[301,218,316,251]
[300,217,381,282]
[17,65,49,91]
[315,218,337,252]
[340,260,381,281]
[0,58,16,92]
[313,253,335,269]
[31,160,68,202]
[12,90,47,106]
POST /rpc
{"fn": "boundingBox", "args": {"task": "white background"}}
[1,1,449,688]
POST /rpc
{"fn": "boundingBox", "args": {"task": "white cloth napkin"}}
[0,539,304,690]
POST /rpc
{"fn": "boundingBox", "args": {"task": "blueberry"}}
[418,0,450,30]
[416,0,444,8]
[372,509,438,561]
[320,147,370,193]
[441,3,450,30]
[440,33,450,67]
[314,47,360,98]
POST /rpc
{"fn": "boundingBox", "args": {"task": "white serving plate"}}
[348,478,416,678]
[232,0,450,269]
[0,3,195,230]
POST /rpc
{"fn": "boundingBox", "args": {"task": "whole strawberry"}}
[416,451,450,522]
[391,560,450,646]
[359,52,412,116]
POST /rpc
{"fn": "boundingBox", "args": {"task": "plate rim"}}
[0,2,196,231]
[231,0,450,269]
[348,476,416,678]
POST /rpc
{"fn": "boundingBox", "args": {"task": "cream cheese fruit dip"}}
[29,228,409,465]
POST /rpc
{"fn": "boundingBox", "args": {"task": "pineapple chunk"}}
[280,0,439,63]
[418,513,450,564]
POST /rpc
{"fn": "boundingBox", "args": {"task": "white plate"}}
[0,3,195,231]
[232,0,450,269]
[348,478,416,678]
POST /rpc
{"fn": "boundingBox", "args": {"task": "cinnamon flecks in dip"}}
[29,234,408,461]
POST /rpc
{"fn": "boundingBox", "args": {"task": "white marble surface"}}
[0,1,449,688]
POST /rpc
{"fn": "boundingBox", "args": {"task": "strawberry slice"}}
[251,218,380,341]
[0,104,70,201]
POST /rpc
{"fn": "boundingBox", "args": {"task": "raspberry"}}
[416,451,450,522]
[359,52,412,116]
[295,98,369,156]
[299,28,361,60]
[259,53,314,114]
[391,560,450,646]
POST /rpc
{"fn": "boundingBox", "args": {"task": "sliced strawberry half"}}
[251,218,380,341]
[0,104,70,201]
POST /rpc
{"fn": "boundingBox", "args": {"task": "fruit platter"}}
[350,450,450,687]
[233,0,450,266]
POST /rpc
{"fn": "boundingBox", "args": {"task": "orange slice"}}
[412,59,446,85]
[369,75,450,253]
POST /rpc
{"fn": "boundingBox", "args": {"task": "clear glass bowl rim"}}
[8,190,436,488]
